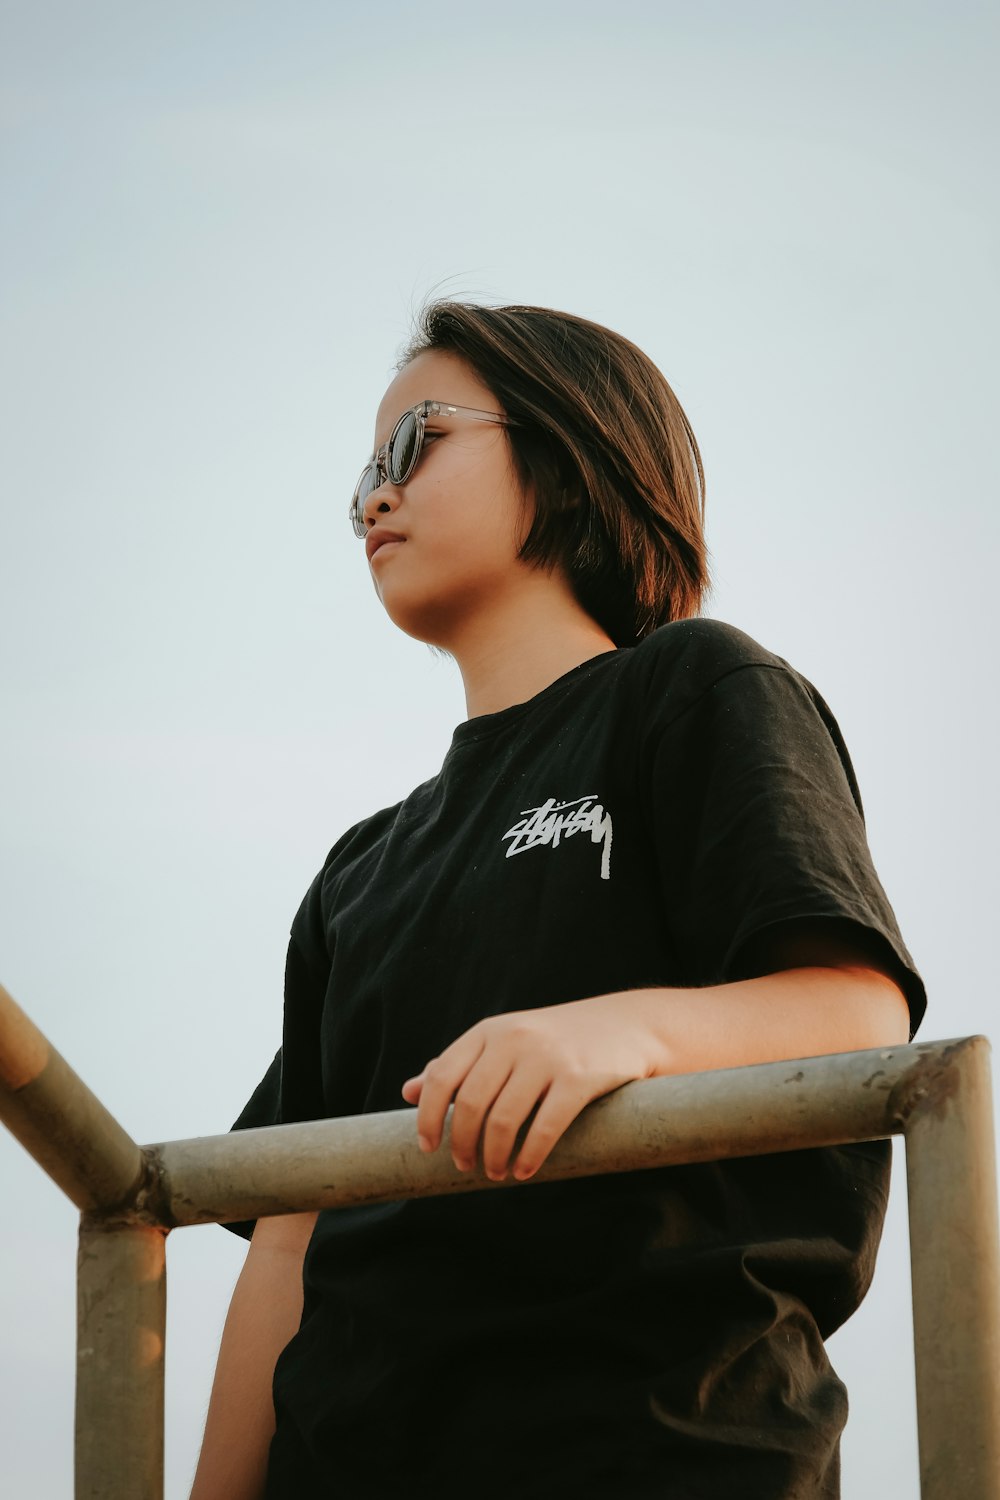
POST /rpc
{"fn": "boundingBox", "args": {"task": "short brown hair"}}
[395,299,711,646]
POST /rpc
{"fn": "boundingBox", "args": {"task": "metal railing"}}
[1,978,998,1499]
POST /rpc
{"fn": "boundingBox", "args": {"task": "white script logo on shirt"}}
[501,795,613,881]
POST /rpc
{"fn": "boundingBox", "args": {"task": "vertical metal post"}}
[904,1037,1000,1499]
[75,1219,168,1500]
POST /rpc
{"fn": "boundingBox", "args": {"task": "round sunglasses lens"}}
[351,471,372,533]
[388,410,419,483]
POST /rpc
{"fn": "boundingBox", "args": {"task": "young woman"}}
[191,301,927,1500]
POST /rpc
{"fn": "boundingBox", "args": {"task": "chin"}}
[381,582,491,651]
[376,589,456,648]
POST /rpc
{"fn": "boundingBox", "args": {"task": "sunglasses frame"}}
[348,399,521,538]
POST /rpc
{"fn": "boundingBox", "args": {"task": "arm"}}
[613,918,913,1078]
[189,1210,318,1500]
[402,921,912,1181]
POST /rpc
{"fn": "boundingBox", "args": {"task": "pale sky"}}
[1,3,997,1496]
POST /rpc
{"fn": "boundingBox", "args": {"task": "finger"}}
[416,1033,487,1154]
[479,1065,553,1181]
[448,1051,520,1172]
[511,1078,592,1180]
[400,1074,424,1104]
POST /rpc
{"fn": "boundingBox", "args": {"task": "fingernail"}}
[418,1134,431,1152]
[453,1156,471,1172]
[513,1165,534,1180]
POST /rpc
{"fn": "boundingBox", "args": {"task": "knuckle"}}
[452,1091,484,1117]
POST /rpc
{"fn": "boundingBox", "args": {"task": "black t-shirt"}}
[227,617,927,1500]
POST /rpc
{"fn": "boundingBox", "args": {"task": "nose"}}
[362,480,400,529]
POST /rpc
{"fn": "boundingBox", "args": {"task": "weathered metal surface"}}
[0,983,145,1212]
[76,1219,167,1500]
[2,976,999,1500]
[904,1036,1000,1500]
[155,1038,952,1229]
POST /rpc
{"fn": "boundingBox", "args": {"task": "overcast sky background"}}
[1,3,997,1496]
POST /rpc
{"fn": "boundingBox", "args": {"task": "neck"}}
[444,574,619,719]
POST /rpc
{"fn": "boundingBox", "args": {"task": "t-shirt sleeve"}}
[647,660,928,1041]
[221,869,331,1240]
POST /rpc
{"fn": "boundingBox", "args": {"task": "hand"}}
[399,995,661,1183]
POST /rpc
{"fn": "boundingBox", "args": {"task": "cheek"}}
[423,499,523,577]
[371,524,519,628]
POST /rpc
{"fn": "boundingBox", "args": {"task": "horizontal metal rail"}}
[1,979,998,1499]
[150,1037,969,1225]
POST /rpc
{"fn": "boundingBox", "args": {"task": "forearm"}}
[190,1213,317,1500]
[404,923,914,1181]
[594,966,911,1080]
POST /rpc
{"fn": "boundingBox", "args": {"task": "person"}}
[189,300,927,1500]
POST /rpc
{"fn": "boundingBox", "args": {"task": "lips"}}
[365,528,406,562]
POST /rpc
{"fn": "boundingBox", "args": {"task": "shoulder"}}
[622,618,854,777]
[288,798,409,965]
[321,799,408,873]
[624,617,864,807]
[623,616,798,722]
[634,615,791,676]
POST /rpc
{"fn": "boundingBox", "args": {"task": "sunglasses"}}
[348,399,521,539]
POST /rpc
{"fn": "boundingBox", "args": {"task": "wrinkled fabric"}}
[225,616,926,1499]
